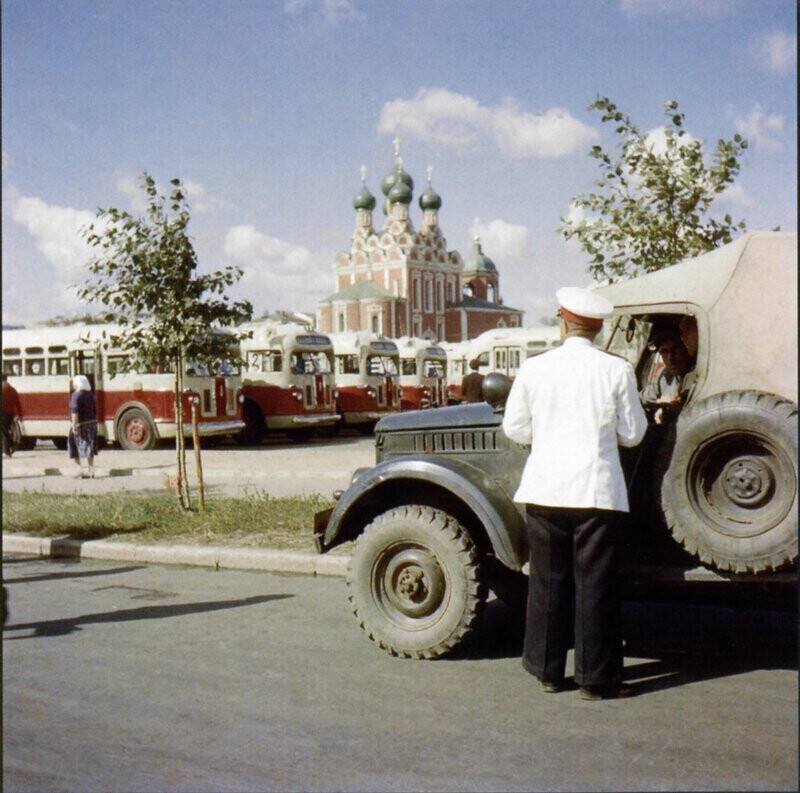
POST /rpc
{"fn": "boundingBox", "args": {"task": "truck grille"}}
[412,430,498,453]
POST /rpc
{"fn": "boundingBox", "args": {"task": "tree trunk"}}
[174,358,190,510]
[191,399,205,512]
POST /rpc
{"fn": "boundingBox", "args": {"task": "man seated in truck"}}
[640,323,696,425]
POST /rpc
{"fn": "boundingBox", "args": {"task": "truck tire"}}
[117,408,157,450]
[659,391,797,573]
[346,505,487,659]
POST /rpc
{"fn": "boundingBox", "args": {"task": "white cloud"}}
[620,0,732,16]
[734,105,784,151]
[9,195,94,283]
[472,218,530,262]
[224,225,328,312]
[284,0,356,26]
[750,31,796,75]
[716,182,754,209]
[379,88,597,159]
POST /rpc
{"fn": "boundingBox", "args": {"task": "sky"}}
[2,0,796,328]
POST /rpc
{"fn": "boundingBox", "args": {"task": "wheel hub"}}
[127,420,146,444]
[380,546,446,620]
[722,456,773,507]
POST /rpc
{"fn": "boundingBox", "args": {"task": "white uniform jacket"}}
[502,336,647,512]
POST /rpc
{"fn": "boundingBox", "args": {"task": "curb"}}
[2,533,350,578]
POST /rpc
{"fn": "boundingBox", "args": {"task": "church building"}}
[316,151,523,342]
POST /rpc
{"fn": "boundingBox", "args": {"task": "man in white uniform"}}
[502,287,647,700]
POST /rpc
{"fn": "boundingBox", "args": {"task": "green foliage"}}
[79,173,252,373]
[558,97,749,281]
[78,173,253,510]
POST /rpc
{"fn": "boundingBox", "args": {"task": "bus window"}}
[401,359,417,376]
[337,355,359,375]
[509,349,521,371]
[369,355,398,376]
[106,355,131,376]
[425,360,444,377]
[48,357,70,376]
[3,359,22,376]
[495,349,507,373]
[213,359,239,376]
[25,359,45,376]
[309,351,332,374]
[476,352,490,367]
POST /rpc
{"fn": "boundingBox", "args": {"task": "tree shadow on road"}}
[2,593,293,639]
[3,563,146,584]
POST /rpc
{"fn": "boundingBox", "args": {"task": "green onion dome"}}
[381,163,414,196]
[353,184,376,211]
[463,238,497,272]
[387,175,412,204]
[419,185,442,211]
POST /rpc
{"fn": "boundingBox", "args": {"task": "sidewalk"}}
[2,532,351,577]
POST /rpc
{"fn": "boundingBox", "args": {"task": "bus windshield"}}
[367,355,398,376]
[290,351,332,374]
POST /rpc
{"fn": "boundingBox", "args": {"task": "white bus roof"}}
[394,336,447,358]
[329,331,399,356]
[241,320,332,351]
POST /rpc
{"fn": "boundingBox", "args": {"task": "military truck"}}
[313,232,797,659]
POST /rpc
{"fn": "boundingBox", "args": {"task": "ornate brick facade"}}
[316,156,522,342]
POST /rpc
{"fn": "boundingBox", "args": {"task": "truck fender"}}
[321,455,527,571]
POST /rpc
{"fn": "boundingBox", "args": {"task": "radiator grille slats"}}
[411,430,498,453]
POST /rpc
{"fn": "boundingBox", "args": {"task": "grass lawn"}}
[2,490,336,552]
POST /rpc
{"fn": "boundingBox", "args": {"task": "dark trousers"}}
[522,505,623,687]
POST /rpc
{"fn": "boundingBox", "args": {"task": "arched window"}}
[487,283,496,302]
[463,283,474,297]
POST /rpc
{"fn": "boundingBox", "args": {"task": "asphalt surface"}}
[4,554,798,792]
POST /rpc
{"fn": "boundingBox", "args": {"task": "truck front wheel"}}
[346,505,487,659]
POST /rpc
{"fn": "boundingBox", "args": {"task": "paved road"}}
[1,435,375,497]
[3,554,797,792]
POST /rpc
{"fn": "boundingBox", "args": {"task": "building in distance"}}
[316,151,523,342]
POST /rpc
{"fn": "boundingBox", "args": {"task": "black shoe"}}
[579,684,635,701]
[540,679,564,694]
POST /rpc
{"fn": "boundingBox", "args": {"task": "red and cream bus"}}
[468,325,561,379]
[395,336,447,410]
[439,340,471,404]
[1,324,244,450]
[237,321,339,443]
[329,332,400,432]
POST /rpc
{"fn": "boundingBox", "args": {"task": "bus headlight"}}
[237,393,246,404]
[366,388,377,399]
[294,392,303,401]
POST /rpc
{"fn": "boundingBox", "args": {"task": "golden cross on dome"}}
[426,165,433,184]
[360,164,367,183]
[472,217,482,242]
[393,136,402,161]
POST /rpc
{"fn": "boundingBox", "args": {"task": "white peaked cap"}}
[556,287,613,320]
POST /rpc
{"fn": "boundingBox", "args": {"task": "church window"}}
[463,283,474,297]
[447,280,455,303]
[338,312,346,332]
[413,279,421,310]
[424,280,433,313]
[435,281,444,312]
[487,283,496,302]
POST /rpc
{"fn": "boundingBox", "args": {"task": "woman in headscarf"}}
[68,375,98,478]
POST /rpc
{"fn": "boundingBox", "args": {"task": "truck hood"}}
[376,403,503,432]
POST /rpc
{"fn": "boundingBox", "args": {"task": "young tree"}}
[559,97,749,282]
[79,174,252,510]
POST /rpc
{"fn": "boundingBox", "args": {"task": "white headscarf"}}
[72,375,92,391]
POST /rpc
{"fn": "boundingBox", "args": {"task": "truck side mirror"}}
[482,372,512,409]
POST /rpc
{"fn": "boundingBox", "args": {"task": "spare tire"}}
[659,391,797,573]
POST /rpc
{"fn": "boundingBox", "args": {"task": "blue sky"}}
[2,0,796,327]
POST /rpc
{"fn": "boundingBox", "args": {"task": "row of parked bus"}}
[1,322,561,450]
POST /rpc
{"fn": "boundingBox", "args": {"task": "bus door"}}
[70,347,104,421]
[214,376,227,417]
[315,372,325,407]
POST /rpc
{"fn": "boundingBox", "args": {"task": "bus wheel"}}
[52,437,68,451]
[233,400,264,446]
[660,391,797,573]
[117,408,157,450]
[288,428,314,443]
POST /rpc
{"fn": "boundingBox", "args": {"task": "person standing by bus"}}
[68,375,98,478]
[2,374,21,457]
[502,287,647,700]
[460,359,484,403]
